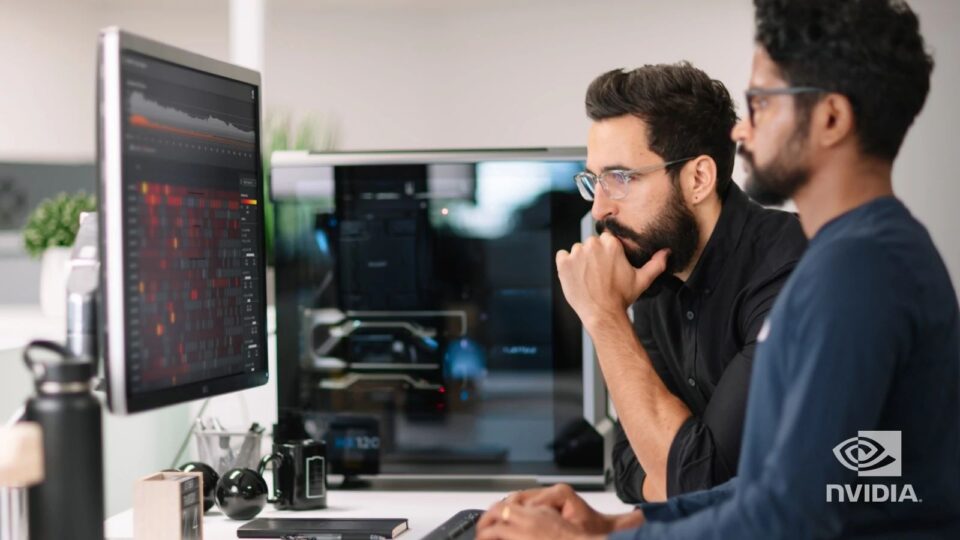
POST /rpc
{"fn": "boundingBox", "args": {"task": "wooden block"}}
[0,422,44,488]
[134,471,204,540]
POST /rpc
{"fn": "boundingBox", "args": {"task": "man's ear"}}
[684,155,717,206]
[814,93,856,149]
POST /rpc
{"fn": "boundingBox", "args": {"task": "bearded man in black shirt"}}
[563,63,807,503]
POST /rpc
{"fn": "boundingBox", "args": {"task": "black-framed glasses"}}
[574,157,694,202]
[745,86,829,126]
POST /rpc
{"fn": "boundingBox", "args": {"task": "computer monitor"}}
[270,149,612,484]
[97,28,268,414]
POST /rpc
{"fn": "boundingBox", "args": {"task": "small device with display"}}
[324,416,381,485]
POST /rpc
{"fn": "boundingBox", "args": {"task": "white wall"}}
[0,0,98,162]
[266,0,755,150]
[1,0,958,517]
[0,0,230,162]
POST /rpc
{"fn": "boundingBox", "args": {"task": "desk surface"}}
[106,489,635,540]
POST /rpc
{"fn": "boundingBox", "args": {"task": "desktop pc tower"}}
[270,149,614,486]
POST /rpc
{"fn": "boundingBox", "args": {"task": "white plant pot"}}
[39,246,72,321]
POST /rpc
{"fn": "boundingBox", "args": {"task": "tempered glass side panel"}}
[274,160,602,476]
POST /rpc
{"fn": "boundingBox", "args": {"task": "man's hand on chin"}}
[556,232,669,329]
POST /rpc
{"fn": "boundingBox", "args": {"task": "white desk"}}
[105,489,635,539]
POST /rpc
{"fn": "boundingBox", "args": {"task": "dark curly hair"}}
[754,0,934,160]
[585,62,738,197]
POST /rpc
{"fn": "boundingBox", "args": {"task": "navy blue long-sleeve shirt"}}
[611,197,960,539]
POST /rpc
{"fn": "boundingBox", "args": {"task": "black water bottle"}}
[24,340,104,540]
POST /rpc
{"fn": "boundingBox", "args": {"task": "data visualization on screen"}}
[123,179,261,393]
[101,41,267,412]
[122,51,257,164]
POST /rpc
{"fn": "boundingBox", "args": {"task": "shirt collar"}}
[682,181,752,295]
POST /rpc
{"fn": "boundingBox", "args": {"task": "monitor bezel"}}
[98,27,268,414]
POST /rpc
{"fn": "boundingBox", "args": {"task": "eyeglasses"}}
[745,86,829,126]
[574,157,694,202]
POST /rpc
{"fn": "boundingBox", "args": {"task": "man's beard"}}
[741,122,812,206]
[595,183,700,278]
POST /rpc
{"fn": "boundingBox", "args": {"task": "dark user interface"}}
[120,51,263,395]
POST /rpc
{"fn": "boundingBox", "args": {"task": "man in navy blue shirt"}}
[476,0,960,538]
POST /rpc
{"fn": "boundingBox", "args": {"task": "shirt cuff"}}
[609,529,640,540]
[636,501,676,523]
[665,415,700,497]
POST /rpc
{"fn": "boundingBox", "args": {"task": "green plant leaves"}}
[22,191,97,258]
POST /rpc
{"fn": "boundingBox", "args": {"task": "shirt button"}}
[687,377,696,387]
[686,310,695,321]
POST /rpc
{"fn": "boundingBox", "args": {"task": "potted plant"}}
[23,191,97,319]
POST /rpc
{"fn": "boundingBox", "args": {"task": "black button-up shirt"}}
[611,182,808,503]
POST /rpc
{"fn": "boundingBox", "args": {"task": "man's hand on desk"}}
[476,484,645,540]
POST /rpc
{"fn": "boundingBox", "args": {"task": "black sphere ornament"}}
[178,461,220,512]
[215,467,268,520]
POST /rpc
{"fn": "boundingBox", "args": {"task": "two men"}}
[577,64,806,503]
[479,0,959,538]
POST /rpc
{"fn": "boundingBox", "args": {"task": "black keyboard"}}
[421,509,484,540]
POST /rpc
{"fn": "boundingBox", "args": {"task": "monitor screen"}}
[98,29,268,414]
[271,150,606,480]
